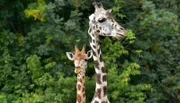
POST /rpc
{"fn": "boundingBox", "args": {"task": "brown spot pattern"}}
[80,79,82,83]
[103,86,107,96]
[94,100,98,103]
[78,84,81,90]
[96,30,100,33]
[89,36,92,43]
[93,45,96,49]
[115,25,117,28]
[97,48,101,55]
[102,101,107,103]
[82,87,85,92]
[94,60,99,69]
[89,28,92,33]
[101,67,105,73]
[96,74,101,84]
[92,50,97,57]
[83,92,86,97]
[102,75,106,82]
[100,55,103,62]
[92,33,95,36]
[77,94,81,103]
[96,88,101,98]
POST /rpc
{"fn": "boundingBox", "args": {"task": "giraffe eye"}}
[98,18,106,23]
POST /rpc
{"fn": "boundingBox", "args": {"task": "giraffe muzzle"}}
[116,30,127,40]
[116,34,125,40]
[74,67,81,74]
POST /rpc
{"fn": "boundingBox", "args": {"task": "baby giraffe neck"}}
[89,30,110,103]
[76,71,86,103]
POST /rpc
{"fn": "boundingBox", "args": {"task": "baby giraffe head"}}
[89,1,127,40]
[66,45,92,74]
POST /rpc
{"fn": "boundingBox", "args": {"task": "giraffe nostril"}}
[120,27,124,30]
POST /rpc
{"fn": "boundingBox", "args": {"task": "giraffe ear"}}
[66,52,74,61]
[89,14,95,21]
[86,50,93,60]
[106,9,112,16]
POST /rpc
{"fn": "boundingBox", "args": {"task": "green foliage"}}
[19,73,76,103]
[118,0,180,102]
[27,55,44,80]
[24,0,46,21]
[0,0,82,102]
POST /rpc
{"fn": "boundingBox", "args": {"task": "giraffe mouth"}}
[116,35,124,40]
[116,32,126,40]
[74,67,81,74]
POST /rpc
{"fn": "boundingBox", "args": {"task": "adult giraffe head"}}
[89,1,127,40]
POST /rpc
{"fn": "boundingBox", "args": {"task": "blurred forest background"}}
[0,0,180,103]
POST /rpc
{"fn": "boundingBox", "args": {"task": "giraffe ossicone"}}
[89,1,127,103]
[66,45,93,103]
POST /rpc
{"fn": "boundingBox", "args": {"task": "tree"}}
[118,0,180,102]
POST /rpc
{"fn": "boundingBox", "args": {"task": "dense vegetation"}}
[0,0,179,103]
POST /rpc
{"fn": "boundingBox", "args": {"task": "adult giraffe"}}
[88,2,127,103]
[66,45,93,103]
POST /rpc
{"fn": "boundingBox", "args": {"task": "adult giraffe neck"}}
[88,26,110,103]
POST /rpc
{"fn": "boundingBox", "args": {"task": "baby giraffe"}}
[66,45,93,103]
